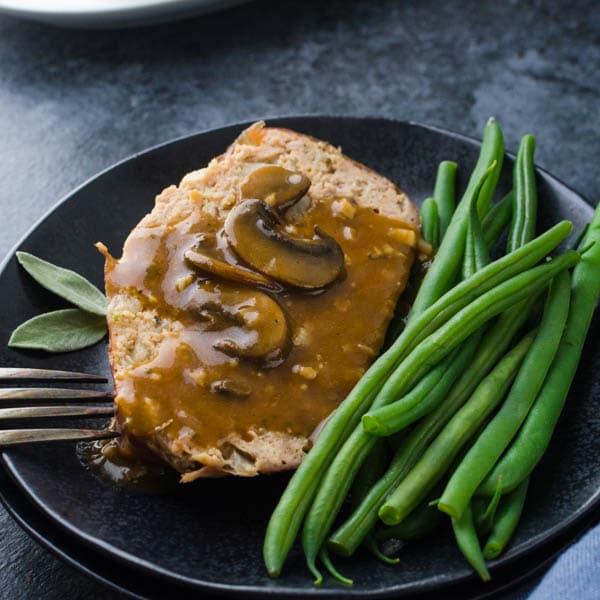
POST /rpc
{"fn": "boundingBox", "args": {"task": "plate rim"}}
[3,460,597,600]
[0,115,597,597]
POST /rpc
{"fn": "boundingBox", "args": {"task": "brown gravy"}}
[105,198,416,452]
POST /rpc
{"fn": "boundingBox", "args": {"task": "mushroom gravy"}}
[105,192,416,453]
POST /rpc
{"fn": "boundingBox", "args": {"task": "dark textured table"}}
[0,1,598,598]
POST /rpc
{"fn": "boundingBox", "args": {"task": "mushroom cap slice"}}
[240,165,311,211]
[187,280,289,365]
[184,248,280,291]
[224,199,345,290]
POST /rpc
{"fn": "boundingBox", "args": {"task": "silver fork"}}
[0,367,117,448]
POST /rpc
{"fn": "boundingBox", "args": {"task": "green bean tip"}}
[320,550,354,585]
[376,553,400,566]
[436,501,458,518]
[307,553,324,585]
[378,506,401,526]
[264,556,282,578]
[326,539,352,558]
[483,544,501,560]
[361,414,383,435]
[267,567,280,578]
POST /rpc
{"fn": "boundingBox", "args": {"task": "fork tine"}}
[0,368,107,383]
[0,405,114,420]
[0,428,118,447]
[0,388,113,401]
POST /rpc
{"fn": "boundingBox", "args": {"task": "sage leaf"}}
[17,251,107,316]
[8,309,107,353]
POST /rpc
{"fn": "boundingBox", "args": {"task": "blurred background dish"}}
[0,0,251,28]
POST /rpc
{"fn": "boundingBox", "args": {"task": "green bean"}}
[364,534,400,565]
[472,475,503,536]
[572,223,589,251]
[375,499,443,543]
[508,135,537,252]
[439,270,571,517]
[379,334,533,526]
[463,201,490,279]
[303,428,376,580]
[328,294,537,558]
[480,207,600,494]
[370,187,488,437]
[361,356,440,436]
[391,221,571,358]
[482,191,514,250]
[433,160,458,241]
[452,504,490,581]
[303,252,577,574]
[476,126,504,220]
[483,478,529,559]
[411,118,504,315]
[373,250,578,408]
[420,197,440,250]
[362,333,479,437]
[350,443,400,566]
[264,226,572,577]
[350,440,390,508]
[319,548,352,586]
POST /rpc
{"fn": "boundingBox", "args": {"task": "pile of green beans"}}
[378,333,534,526]
[410,118,504,316]
[263,119,600,585]
[438,271,571,519]
[263,221,571,577]
[302,250,577,581]
[328,296,537,558]
[480,203,600,494]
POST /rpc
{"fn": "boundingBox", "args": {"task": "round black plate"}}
[2,461,599,600]
[0,117,598,598]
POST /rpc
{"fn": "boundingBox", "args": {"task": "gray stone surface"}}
[0,0,598,598]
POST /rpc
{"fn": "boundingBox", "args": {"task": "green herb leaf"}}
[16,251,107,316]
[8,309,107,352]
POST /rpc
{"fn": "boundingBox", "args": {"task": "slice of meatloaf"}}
[101,121,419,480]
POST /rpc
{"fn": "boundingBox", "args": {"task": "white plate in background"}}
[0,0,251,28]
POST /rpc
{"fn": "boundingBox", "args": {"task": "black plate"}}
[0,117,598,598]
[2,461,599,600]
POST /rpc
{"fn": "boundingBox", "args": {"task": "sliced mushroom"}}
[188,280,289,365]
[240,165,311,211]
[224,199,344,289]
[184,248,280,291]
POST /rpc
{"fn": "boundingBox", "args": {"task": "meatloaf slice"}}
[101,121,419,480]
